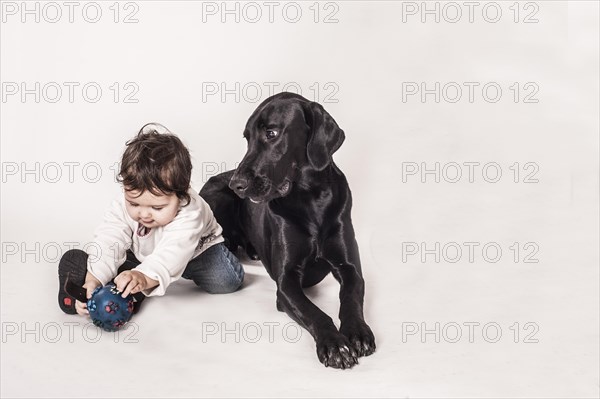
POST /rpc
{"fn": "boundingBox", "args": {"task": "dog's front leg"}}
[276,269,359,369]
[324,231,376,358]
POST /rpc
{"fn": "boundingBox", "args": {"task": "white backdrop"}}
[1,1,599,398]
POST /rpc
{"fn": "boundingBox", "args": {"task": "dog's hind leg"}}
[244,241,260,261]
[302,259,331,288]
[200,171,244,252]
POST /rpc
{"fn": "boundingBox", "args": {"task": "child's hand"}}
[114,270,158,298]
[75,273,102,316]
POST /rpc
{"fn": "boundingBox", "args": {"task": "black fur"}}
[200,93,375,368]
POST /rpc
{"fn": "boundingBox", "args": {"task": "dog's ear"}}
[305,102,345,171]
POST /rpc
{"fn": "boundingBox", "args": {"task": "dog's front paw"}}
[340,321,376,357]
[316,333,359,369]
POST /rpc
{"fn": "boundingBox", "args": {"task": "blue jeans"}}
[117,242,244,294]
[181,242,245,293]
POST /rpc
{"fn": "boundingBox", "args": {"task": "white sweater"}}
[86,189,224,296]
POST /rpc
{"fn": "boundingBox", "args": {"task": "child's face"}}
[123,188,180,228]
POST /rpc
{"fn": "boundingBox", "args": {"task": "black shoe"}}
[58,250,88,314]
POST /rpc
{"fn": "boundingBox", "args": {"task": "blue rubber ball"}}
[87,283,134,332]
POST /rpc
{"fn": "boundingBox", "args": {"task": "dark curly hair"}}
[117,123,192,206]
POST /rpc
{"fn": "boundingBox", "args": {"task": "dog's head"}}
[229,92,345,203]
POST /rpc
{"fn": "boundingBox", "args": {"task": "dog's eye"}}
[266,130,278,140]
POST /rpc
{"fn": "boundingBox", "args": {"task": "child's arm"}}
[131,194,221,296]
[87,198,134,286]
[114,270,158,298]
[132,215,203,296]
[75,272,102,316]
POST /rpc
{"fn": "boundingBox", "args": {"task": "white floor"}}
[1,221,598,398]
[1,1,599,397]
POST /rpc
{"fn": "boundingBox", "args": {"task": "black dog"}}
[200,92,375,368]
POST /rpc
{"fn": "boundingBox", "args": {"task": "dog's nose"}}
[229,176,249,195]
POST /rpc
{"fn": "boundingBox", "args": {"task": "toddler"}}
[58,123,244,315]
